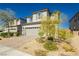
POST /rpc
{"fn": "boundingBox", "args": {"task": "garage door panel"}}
[26,28,39,37]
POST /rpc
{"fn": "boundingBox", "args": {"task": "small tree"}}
[40,16,55,38]
[40,11,61,39]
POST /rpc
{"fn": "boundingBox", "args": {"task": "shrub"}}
[0,38,2,40]
[43,41,58,51]
[59,30,73,41]
[36,37,45,43]
[24,47,28,49]
[47,36,53,41]
[0,32,21,37]
[63,43,75,52]
[9,32,14,37]
[59,30,67,40]
[38,31,44,37]
[0,32,8,38]
[0,32,14,38]
[34,50,47,56]
[16,32,21,36]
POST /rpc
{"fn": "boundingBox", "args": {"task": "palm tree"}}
[0,9,15,36]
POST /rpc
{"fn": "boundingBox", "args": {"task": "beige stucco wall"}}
[4,27,17,32]
[73,31,79,36]
[32,11,48,22]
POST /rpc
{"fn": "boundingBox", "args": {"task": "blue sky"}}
[0,3,79,29]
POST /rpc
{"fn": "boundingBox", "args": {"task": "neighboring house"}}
[69,12,79,36]
[4,18,26,34]
[22,9,60,38]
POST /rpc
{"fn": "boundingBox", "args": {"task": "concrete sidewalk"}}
[0,45,32,56]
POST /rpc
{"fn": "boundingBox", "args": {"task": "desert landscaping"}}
[0,34,79,56]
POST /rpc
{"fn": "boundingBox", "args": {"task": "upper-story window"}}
[74,26,76,30]
[77,20,79,26]
[74,19,77,23]
[32,11,48,21]
[78,16,79,20]
[33,14,37,20]
[37,12,41,19]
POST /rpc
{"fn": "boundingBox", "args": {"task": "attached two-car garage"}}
[26,27,39,38]
[22,23,40,38]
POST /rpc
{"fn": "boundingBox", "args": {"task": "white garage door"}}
[26,28,39,38]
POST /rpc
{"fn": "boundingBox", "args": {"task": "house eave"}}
[26,21,41,25]
[32,8,49,14]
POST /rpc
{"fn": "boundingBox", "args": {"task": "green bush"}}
[0,32,14,38]
[0,32,21,37]
[0,38,2,40]
[43,41,58,51]
[36,37,45,43]
[63,43,75,52]
[0,32,8,38]
[34,50,47,56]
[16,32,21,36]
[9,32,14,37]
[47,36,53,41]
[38,31,44,37]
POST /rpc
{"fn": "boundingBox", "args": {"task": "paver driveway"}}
[0,36,33,48]
[0,45,32,56]
[0,36,34,56]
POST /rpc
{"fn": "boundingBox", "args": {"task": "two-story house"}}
[22,9,60,38]
[22,9,49,37]
[69,12,79,36]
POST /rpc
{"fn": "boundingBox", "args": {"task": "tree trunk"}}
[7,21,10,37]
[55,24,58,39]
